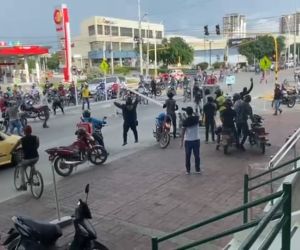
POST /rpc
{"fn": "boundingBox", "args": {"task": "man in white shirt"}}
[181,107,201,175]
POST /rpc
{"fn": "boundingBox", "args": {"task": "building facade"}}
[280,12,300,36]
[223,14,246,38]
[72,16,164,68]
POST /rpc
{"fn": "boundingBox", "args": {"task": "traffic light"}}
[204,25,209,36]
[216,25,220,35]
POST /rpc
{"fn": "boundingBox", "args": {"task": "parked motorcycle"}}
[248,114,270,154]
[281,88,296,108]
[45,129,107,177]
[2,184,109,250]
[153,113,172,148]
[20,99,47,120]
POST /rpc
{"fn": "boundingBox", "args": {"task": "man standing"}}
[6,101,22,136]
[203,96,216,143]
[163,92,178,138]
[114,96,139,146]
[52,89,65,115]
[181,107,201,175]
[81,83,90,110]
[41,90,50,128]
[150,77,157,98]
[273,84,282,115]
[15,125,39,191]
[193,84,202,115]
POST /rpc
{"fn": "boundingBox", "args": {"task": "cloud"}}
[247,18,279,33]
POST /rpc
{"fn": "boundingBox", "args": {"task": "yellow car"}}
[0,131,21,167]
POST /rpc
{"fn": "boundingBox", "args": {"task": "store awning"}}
[0,46,49,57]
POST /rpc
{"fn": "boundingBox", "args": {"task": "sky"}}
[0,0,299,47]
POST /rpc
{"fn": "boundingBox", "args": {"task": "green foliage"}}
[196,62,209,70]
[47,53,60,70]
[238,35,286,65]
[212,61,225,69]
[114,66,131,76]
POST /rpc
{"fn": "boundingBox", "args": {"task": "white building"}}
[72,16,164,68]
[223,14,246,38]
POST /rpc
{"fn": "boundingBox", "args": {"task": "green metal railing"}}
[151,183,292,250]
[243,155,300,223]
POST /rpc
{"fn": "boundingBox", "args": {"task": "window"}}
[90,41,104,51]
[97,25,103,35]
[141,29,145,38]
[88,25,95,36]
[121,42,133,51]
[120,27,133,37]
[104,25,110,35]
[111,26,119,36]
[148,30,153,38]
[134,28,139,37]
[156,31,163,39]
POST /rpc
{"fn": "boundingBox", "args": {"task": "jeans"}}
[185,139,200,173]
[9,120,22,136]
[82,97,90,110]
[237,122,249,145]
[123,121,138,143]
[274,99,281,114]
[205,119,215,142]
[18,157,39,187]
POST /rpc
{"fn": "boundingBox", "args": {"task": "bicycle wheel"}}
[14,167,23,191]
[30,170,44,199]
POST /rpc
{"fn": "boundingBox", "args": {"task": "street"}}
[0,69,297,203]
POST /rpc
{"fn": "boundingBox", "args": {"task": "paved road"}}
[0,68,297,202]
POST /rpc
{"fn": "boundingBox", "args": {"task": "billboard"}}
[53,4,72,82]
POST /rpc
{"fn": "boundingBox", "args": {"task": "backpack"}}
[77,121,93,134]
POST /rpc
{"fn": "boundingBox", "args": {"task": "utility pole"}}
[293,12,297,69]
[146,21,150,78]
[138,0,143,75]
[154,31,157,77]
[110,23,114,75]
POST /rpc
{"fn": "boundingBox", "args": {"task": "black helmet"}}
[207,96,214,103]
[224,98,233,108]
[244,94,252,103]
[82,110,91,118]
[215,89,222,97]
[233,93,240,102]
[167,91,174,99]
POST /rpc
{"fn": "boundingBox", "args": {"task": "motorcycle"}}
[153,113,172,148]
[281,88,296,108]
[45,129,107,177]
[2,184,109,250]
[167,84,177,96]
[248,114,270,154]
[20,99,47,120]
[137,85,149,105]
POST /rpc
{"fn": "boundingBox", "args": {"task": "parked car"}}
[0,131,21,167]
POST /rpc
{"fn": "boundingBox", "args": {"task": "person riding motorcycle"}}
[163,91,178,138]
[81,110,107,147]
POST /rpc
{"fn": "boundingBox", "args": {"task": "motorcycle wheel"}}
[156,89,162,96]
[89,145,107,165]
[38,111,46,120]
[159,132,170,149]
[260,142,266,154]
[287,97,296,108]
[54,156,74,177]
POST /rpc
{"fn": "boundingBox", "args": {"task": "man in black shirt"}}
[203,96,216,143]
[15,125,39,191]
[220,99,238,145]
[163,91,178,138]
[114,96,139,146]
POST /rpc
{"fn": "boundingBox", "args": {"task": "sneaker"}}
[134,140,138,143]
[279,109,282,114]
[185,171,191,175]
[122,142,127,146]
[195,170,202,174]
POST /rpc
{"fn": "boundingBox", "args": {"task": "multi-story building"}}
[72,16,164,68]
[223,13,246,38]
[280,12,300,36]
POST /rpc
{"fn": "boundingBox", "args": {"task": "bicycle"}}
[14,163,44,199]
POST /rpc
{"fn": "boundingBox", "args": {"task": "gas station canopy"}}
[0,46,49,57]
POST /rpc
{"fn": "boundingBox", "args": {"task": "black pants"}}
[237,122,249,145]
[43,107,50,127]
[93,132,104,147]
[82,97,90,110]
[205,119,215,142]
[168,113,177,138]
[123,121,138,143]
[53,101,64,115]
[151,87,156,97]
[185,139,200,173]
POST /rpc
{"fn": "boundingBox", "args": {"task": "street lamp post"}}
[283,16,291,64]
[154,31,158,77]
[138,0,143,75]
[110,23,114,75]
[293,12,297,69]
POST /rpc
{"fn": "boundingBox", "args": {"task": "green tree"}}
[239,35,285,65]
[47,53,60,70]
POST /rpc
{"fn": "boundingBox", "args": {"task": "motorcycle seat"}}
[19,216,62,245]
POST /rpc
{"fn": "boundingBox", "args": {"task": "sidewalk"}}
[0,111,299,249]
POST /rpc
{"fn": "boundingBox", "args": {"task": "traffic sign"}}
[259,56,272,71]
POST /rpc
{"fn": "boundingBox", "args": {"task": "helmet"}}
[167,91,174,99]
[233,93,240,102]
[224,98,233,108]
[244,94,252,103]
[215,89,222,97]
[82,110,91,118]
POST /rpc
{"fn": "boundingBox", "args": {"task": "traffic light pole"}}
[138,0,143,75]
